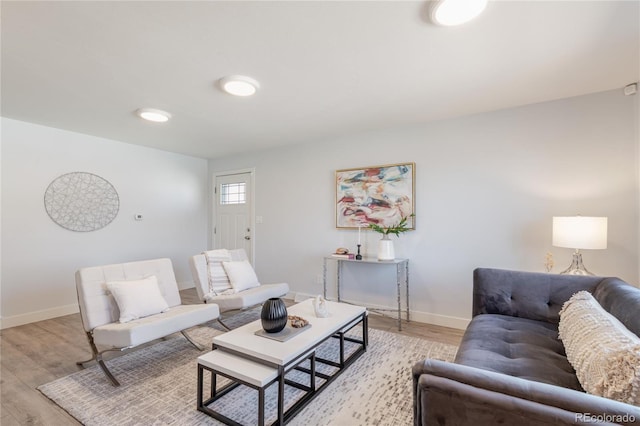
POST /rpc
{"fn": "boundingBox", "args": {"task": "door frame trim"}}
[212,167,256,265]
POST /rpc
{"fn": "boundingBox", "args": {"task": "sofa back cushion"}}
[76,258,181,332]
[593,277,640,337]
[473,268,604,323]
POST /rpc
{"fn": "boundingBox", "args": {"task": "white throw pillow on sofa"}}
[559,291,640,406]
[222,260,261,292]
[106,275,170,323]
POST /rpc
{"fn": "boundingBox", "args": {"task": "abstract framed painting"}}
[336,162,415,229]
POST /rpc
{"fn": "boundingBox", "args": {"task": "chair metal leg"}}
[76,355,96,366]
[77,331,121,386]
[96,355,121,387]
[217,317,232,331]
[181,330,204,351]
[77,332,99,366]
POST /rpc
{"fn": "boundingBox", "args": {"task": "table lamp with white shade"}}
[552,216,607,276]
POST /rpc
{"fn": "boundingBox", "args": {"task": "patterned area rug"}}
[39,314,457,426]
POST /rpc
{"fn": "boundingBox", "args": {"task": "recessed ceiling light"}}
[136,108,171,123]
[430,0,488,26]
[218,75,260,97]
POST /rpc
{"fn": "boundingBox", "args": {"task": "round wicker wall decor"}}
[44,172,120,232]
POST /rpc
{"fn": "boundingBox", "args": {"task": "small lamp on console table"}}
[552,216,607,276]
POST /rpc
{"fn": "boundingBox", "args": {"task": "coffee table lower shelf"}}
[196,315,368,426]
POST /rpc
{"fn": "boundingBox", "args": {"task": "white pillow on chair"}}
[222,260,261,292]
[203,249,233,295]
[106,275,170,323]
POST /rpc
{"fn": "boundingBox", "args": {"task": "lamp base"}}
[559,251,594,276]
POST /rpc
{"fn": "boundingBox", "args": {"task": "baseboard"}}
[1,281,200,330]
[292,292,469,330]
[285,291,297,300]
[293,292,316,303]
[408,310,469,330]
[0,303,79,330]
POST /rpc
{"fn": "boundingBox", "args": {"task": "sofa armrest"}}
[412,359,640,426]
[472,268,606,323]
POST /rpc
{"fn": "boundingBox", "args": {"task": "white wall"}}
[1,118,208,328]
[210,89,639,329]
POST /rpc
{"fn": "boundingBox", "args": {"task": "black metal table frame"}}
[197,312,368,426]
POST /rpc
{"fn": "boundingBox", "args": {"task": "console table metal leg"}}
[322,258,327,299]
[405,260,410,323]
[336,260,342,303]
[396,263,402,331]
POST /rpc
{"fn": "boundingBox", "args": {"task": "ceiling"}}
[2,1,639,159]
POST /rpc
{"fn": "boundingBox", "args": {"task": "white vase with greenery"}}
[368,215,413,261]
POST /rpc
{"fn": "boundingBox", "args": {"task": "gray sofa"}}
[413,268,640,425]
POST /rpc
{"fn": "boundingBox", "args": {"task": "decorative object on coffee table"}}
[313,295,331,318]
[288,315,309,328]
[261,297,288,333]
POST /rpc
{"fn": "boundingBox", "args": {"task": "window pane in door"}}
[220,183,246,205]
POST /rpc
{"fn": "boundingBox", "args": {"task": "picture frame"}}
[336,162,415,229]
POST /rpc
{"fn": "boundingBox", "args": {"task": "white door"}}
[214,172,253,261]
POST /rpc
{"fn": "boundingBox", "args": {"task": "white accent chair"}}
[75,258,220,386]
[189,249,289,329]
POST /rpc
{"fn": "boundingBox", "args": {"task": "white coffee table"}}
[197,299,368,426]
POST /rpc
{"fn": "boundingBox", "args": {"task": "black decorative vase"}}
[261,297,288,333]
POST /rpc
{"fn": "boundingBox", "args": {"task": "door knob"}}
[244,236,251,240]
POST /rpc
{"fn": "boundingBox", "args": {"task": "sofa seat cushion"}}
[93,303,220,348]
[205,283,289,313]
[455,314,582,391]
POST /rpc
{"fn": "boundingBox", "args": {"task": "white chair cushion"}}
[93,303,220,348]
[106,276,170,323]
[223,260,261,292]
[205,283,289,313]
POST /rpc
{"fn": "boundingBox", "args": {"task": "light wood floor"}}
[0,289,464,426]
